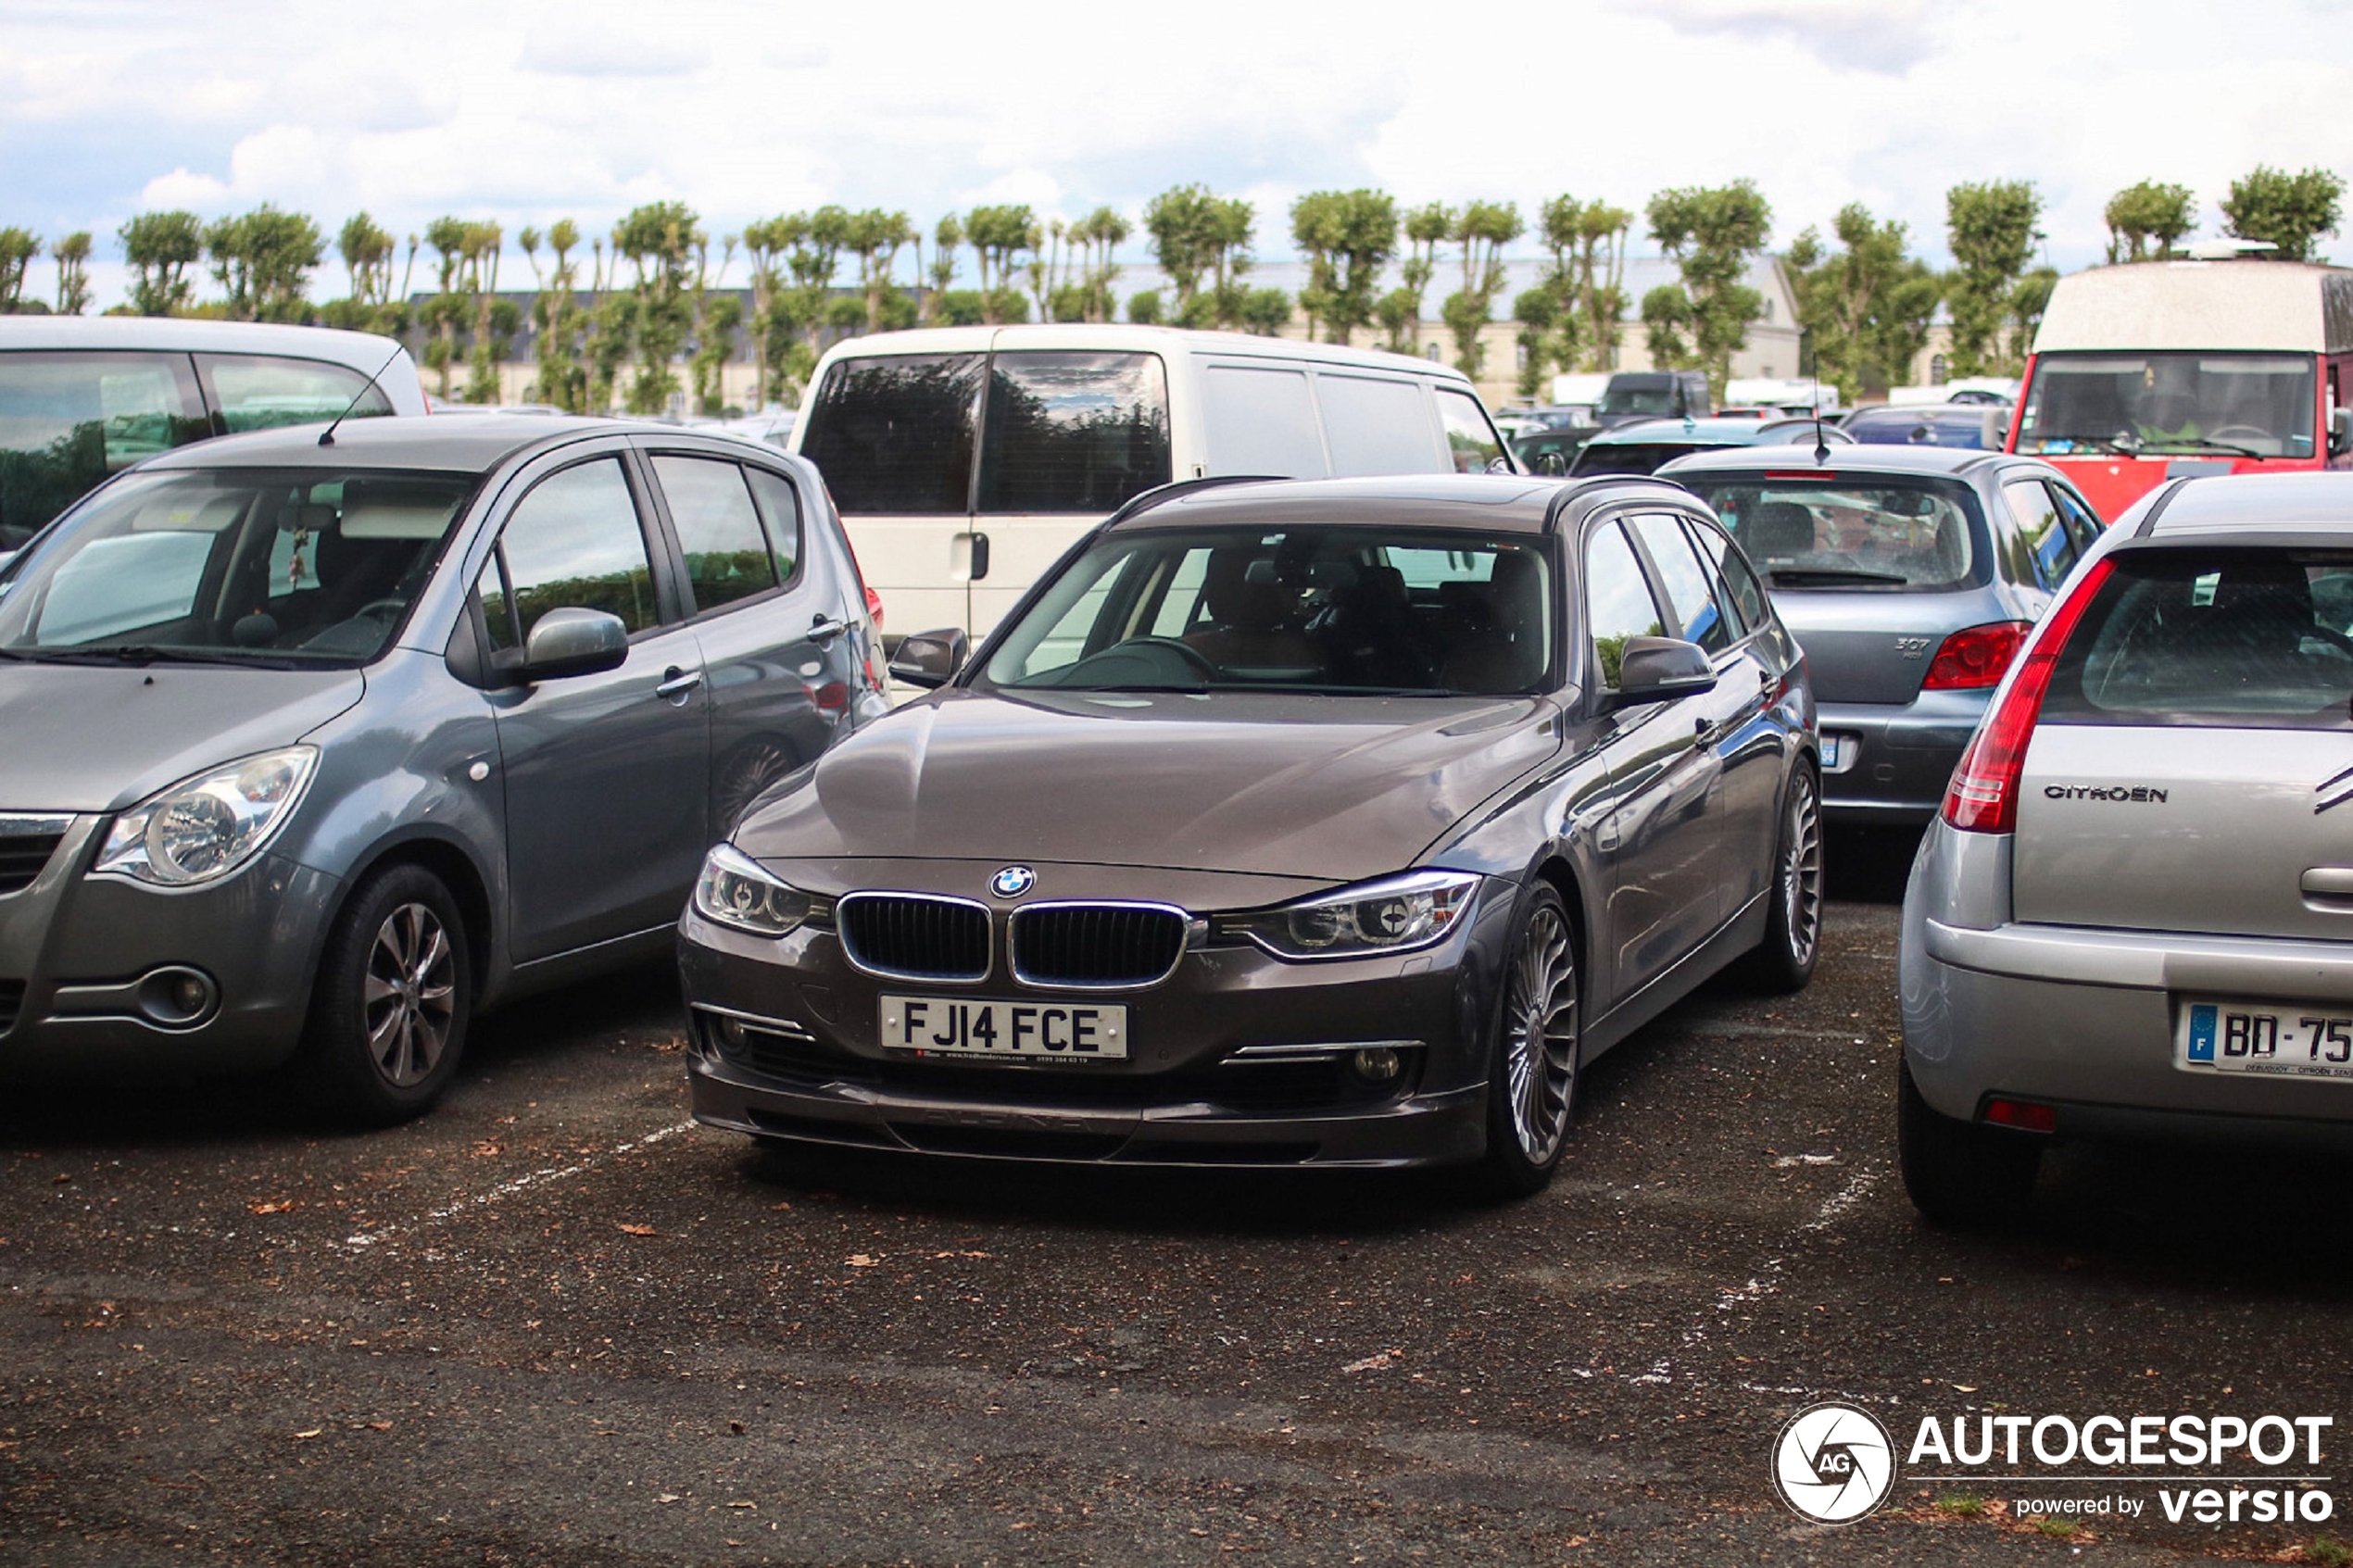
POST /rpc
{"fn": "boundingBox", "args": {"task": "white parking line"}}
[1629,1169,1878,1386]
[339,1119,697,1251]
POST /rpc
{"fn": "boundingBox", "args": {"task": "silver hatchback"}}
[1900,472,2353,1222]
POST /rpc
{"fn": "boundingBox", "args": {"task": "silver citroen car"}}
[1901,471,2353,1223]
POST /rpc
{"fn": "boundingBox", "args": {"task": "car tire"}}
[1733,765,1823,994]
[1472,884,1581,1200]
[1897,1059,2041,1226]
[296,864,472,1126]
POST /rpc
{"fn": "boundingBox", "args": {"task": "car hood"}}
[734,688,1562,884]
[0,663,367,813]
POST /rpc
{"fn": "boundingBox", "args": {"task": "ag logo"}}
[989,865,1036,899]
[1771,1401,1895,1524]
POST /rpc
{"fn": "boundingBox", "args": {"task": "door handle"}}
[2302,867,2353,909]
[656,667,704,704]
[808,617,849,642]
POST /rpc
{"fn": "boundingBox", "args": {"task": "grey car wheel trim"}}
[363,903,455,1089]
[1505,904,1579,1164]
[1782,773,1824,969]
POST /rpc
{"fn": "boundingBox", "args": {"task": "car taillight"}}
[864,584,885,630]
[1942,558,2114,834]
[1920,621,2032,690]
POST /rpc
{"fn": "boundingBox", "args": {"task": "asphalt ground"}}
[5,827,2352,1566]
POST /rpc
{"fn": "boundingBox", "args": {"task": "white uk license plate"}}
[879,996,1128,1060]
[2176,998,2353,1082]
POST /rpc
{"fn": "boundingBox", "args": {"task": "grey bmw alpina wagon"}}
[0,414,884,1122]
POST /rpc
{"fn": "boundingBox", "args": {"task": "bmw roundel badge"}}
[990,865,1036,899]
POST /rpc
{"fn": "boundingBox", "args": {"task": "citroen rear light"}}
[1941,558,2114,834]
[1920,621,2032,690]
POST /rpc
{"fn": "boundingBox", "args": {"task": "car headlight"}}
[92,747,318,887]
[693,845,814,936]
[1227,869,1481,961]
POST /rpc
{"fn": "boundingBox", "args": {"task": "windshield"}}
[1570,442,1698,477]
[1681,475,1987,593]
[0,467,474,667]
[981,524,1553,696]
[1600,383,1676,417]
[2017,351,2316,458]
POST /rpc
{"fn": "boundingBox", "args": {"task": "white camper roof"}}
[2032,259,2353,356]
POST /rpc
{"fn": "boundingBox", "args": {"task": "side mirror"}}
[1484,454,1516,474]
[1602,635,1720,710]
[521,607,629,682]
[887,627,969,689]
[2332,408,2350,458]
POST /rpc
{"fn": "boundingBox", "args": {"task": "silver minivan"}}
[1901,472,2353,1222]
[0,414,884,1123]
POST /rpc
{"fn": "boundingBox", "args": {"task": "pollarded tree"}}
[420,216,470,397]
[1442,200,1522,379]
[2103,181,2196,263]
[1378,202,1452,355]
[1538,194,1632,372]
[1642,182,1770,398]
[461,220,505,404]
[0,229,36,313]
[923,214,963,326]
[205,206,323,323]
[1291,189,1396,346]
[2221,165,2346,263]
[846,209,913,331]
[965,205,1039,327]
[1787,203,1942,401]
[120,210,204,317]
[1512,285,1559,400]
[1143,184,1258,327]
[522,220,588,412]
[52,232,92,316]
[1944,180,2042,376]
[1068,207,1130,324]
[612,201,703,416]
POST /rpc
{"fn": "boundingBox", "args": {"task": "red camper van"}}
[2007,256,2353,520]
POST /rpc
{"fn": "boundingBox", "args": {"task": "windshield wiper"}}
[26,645,295,669]
[1767,567,1910,587]
[2138,436,2262,458]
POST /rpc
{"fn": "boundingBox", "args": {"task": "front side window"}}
[2043,550,2353,728]
[798,353,983,515]
[1680,474,1987,594]
[0,350,210,547]
[480,458,656,651]
[983,525,1551,696]
[976,352,1171,513]
[651,455,779,613]
[0,466,471,664]
[2017,351,2317,459]
[195,354,392,435]
[1584,521,1666,688]
[1629,512,1733,654]
[1435,387,1505,473]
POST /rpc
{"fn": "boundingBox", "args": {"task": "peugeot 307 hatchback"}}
[678,472,1821,1196]
[1901,472,2353,1223]
[0,415,885,1123]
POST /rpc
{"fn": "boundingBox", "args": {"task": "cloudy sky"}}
[5,0,2349,307]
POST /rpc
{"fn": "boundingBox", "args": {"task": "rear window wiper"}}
[1766,567,1910,586]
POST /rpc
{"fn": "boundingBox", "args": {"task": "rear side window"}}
[2043,551,2353,728]
[1435,387,1504,472]
[1680,475,1985,593]
[195,354,391,434]
[0,350,209,547]
[480,458,658,649]
[799,353,983,515]
[2002,478,2078,588]
[743,468,802,580]
[650,455,778,613]
[976,352,1170,513]
[1202,364,1326,477]
[1629,512,1733,654]
[1318,374,1442,477]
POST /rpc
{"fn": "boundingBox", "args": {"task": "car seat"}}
[1184,546,1325,675]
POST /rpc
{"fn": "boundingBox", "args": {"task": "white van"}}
[788,325,1514,638]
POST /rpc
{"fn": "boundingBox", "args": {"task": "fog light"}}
[718,1016,746,1047]
[135,966,216,1027]
[1353,1047,1402,1082]
[1984,1098,2057,1133]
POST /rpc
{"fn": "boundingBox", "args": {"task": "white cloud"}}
[4,0,2350,311]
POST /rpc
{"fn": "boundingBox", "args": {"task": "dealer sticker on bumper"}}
[2177,998,2353,1083]
[880,996,1128,1060]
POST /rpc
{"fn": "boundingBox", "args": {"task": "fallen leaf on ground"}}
[933,1249,993,1260]
[1342,1349,1403,1374]
[616,1223,657,1237]
[653,1493,680,1504]
[292,1429,322,1440]
[847,1254,877,1268]
[247,1199,295,1215]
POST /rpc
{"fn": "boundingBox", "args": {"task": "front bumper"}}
[1902,823,2353,1148]
[1817,690,1989,824]
[675,870,1516,1170]
[0,816,337,1080]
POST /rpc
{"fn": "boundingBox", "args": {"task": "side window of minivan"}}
[195,355,391,434]
[0,350,210,547]
[976,352,1171,513]
[799,353,984,514]
[1317,374,1443,477]
[1435,388,1505,473]
[1202,364,1327,478]
[479,458,660,650]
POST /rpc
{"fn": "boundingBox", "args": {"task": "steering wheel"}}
[1051,634,1218,686]
[2208,425,2272,446]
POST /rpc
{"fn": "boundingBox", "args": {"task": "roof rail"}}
[1101,473,1281,528]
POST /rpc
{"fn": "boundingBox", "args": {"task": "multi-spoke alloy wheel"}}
[1504,902,1579,1166]
[1737,766,1825,993]
[363,902,456,1088]
[299,864,472,1125]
